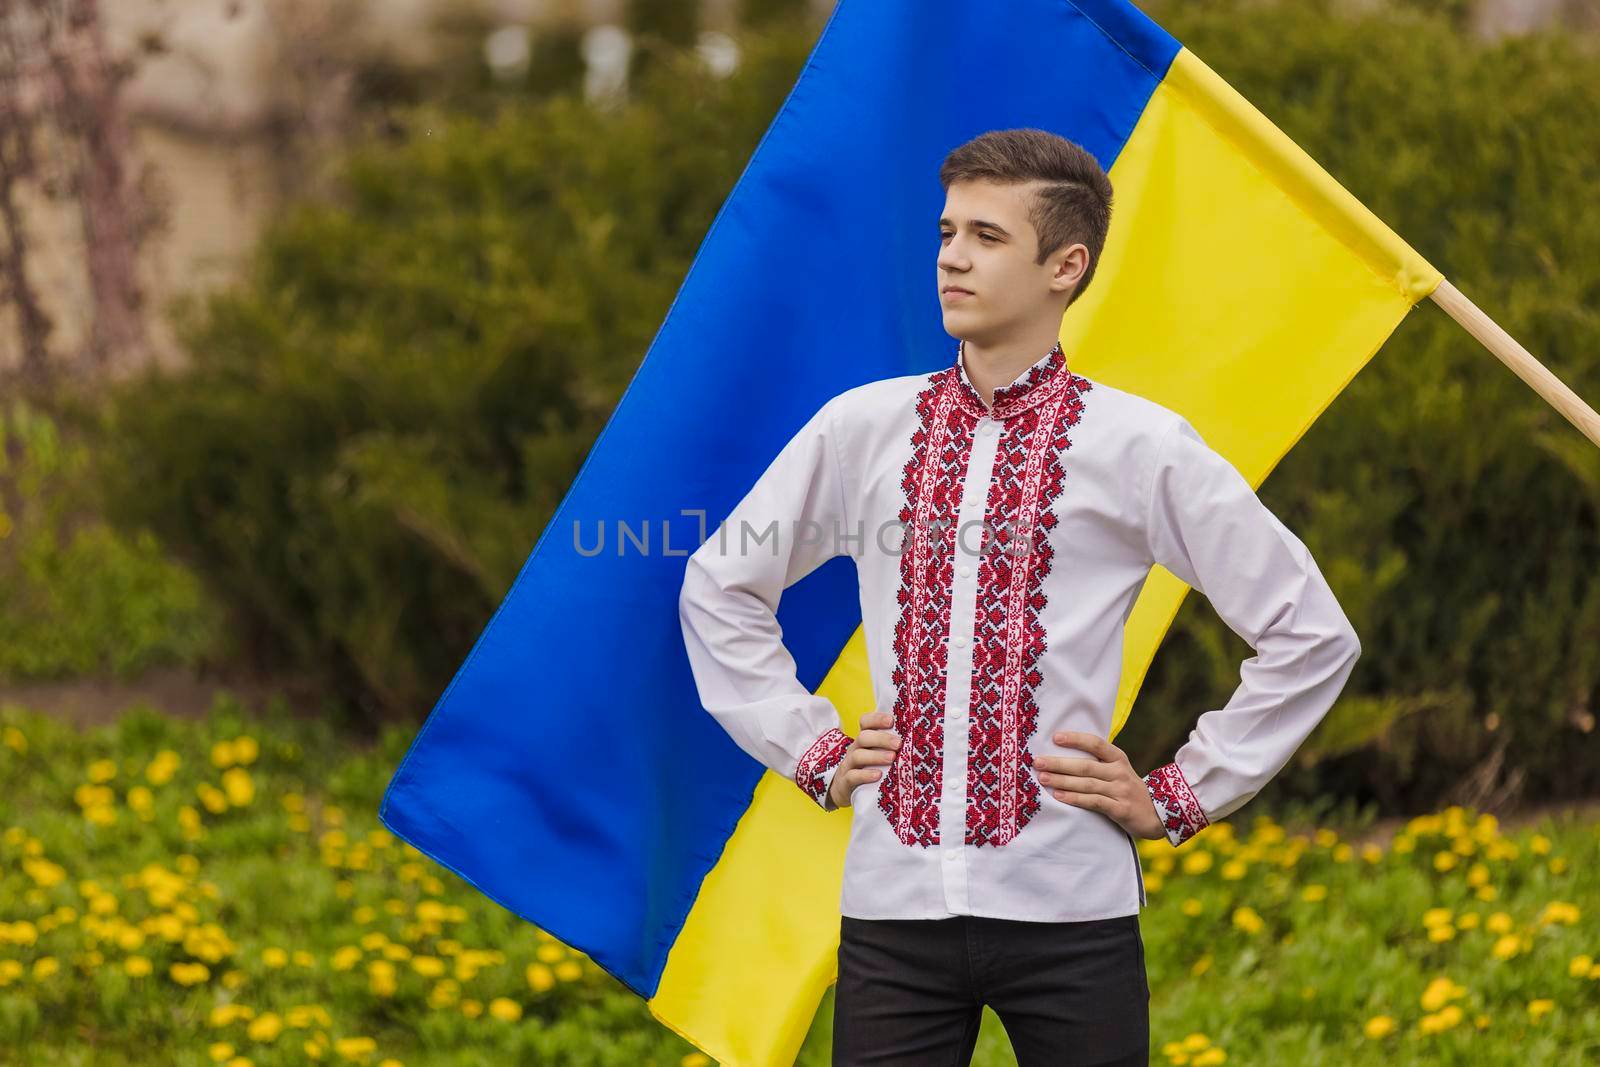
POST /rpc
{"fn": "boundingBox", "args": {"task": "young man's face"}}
[937,179,1087,347]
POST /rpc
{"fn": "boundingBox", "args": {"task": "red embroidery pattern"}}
[963,366,1090,846]
[881,342,1091,848]
[879,376,968,847]
[1144,761,1209,846]
[796,727,853,808]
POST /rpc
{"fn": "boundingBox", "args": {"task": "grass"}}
[1,698,1595,1065]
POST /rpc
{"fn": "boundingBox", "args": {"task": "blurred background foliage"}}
[4,0,1594,815]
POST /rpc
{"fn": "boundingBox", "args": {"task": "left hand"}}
[1034,731,1166,841]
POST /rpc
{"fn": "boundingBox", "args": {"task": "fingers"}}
[1052,730,1126,764]
[846,765,886,789]
[1038,771,1116,795]
[855,710,902,751]
[848,745,896,769]
[1031,754,1118,779]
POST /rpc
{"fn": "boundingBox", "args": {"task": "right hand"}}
[828,710,902,810]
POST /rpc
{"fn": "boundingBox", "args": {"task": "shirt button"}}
[957,564,972,578]
[943,851,959,864]
[952,635,968,648]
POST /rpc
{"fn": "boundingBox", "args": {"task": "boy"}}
[678,128,1361,1066]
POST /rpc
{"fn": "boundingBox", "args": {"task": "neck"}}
[960,330,1064,408]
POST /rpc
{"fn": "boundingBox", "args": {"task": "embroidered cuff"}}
[1144,761,1208,847]
[796,727,853,810]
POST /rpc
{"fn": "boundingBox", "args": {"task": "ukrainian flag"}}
[379,1,1441,1063]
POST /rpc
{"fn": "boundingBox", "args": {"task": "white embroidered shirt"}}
[678,341,1361,921]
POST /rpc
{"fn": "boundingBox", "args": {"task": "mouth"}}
[942,286,974,299]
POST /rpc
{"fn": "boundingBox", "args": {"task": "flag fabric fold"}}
[379,1,1441,1063]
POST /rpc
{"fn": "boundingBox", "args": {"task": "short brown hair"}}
[939,129,1114,308]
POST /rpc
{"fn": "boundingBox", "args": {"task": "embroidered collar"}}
[952,339,1071,419]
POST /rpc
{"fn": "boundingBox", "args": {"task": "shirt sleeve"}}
[678,397,856,812]
[1139,416,1362,846]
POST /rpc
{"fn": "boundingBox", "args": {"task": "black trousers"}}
[832,912,1150,1067]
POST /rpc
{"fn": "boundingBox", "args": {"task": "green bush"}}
[94,26,821,723]
[1117,0,1600,811]
[0,399,221,681]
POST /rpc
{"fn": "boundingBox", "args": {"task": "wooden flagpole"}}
[1430,279,1600,449]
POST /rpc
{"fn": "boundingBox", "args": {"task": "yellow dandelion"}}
[526,963,555,992]
[2,726,26,753]
[682,1054,712,1067]
[1363,1015,1395,1039]
[1192,1050,1226,1066]
[1360,843,1384,864]
[554,960,583,982]
[1301,884,1327,903]
[169,961,210,986]
[1474,1013,1490,1029]
[1422,908,1453,928]
[460,998,483,1019]
[1191,954,1212,977]
[1433,851,1457,872]
[209,1043,235,1062]
[488,997,522,1022]
[221,768,255,807]
[1420,977,1464,1013]
[1474,884,1497,902]
[262,947,288,969]
[1570,954,1594,979]
[1456,911,1480,930]
[1181,898,1203,917]
[32,957,59,979]
[1529,834,1551,855]
[428,979,460,1008]
[1485,912,1513,935]
[368,960,398,997]
[1491,935,1521,960]
[87,758,118,783]
[1180,851,1213,876]
[1427,924,1456,943]
[233,736,259,764]
[1527,998,1554,1021]
[411,956,446,978]
[1231,907,1263,935]
[124,955,152,977]
[333,1035,377,1061]
[1537,901,1580,926]
[1181,1033,1211,1052]
[196,784,228,815]
[211,740,237,769]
